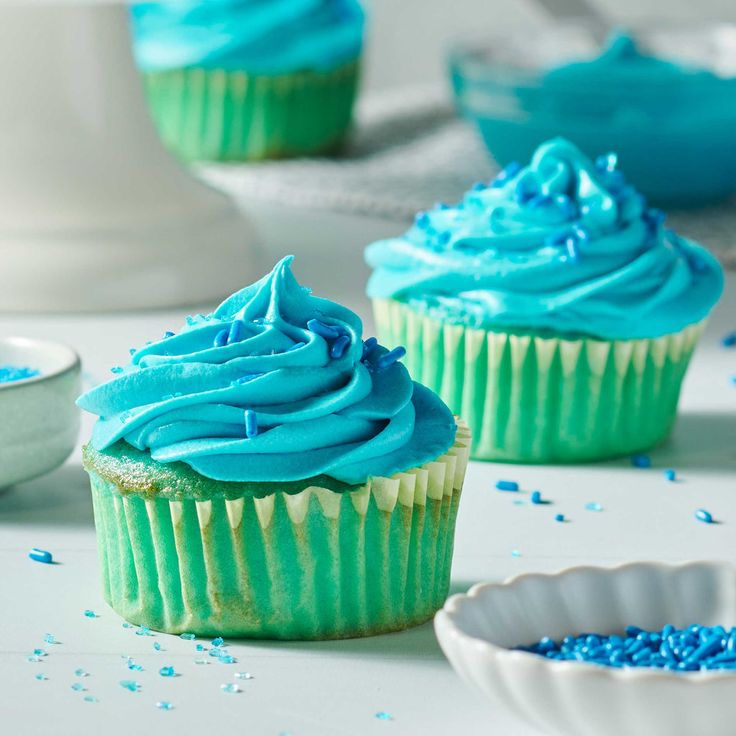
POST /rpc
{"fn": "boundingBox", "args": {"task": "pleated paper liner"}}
[84,419,470,640]
[142,60,359,162]
[373,298,705,463]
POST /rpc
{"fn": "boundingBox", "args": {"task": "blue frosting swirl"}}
[130,0,364,74]
[77,257,456,486]
[365,138,723,340]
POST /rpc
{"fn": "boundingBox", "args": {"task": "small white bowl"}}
[0,336,81,488]
[435,562,736,736]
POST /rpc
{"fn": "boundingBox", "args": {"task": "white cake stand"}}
[0,2,260,312]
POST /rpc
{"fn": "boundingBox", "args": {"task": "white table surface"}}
[0,228,734,736]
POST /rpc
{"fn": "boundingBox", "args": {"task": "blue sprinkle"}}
[74,668,88,678]
[71,683,86,692]
[153,642,162,651]
[695,508,714,524]
[218,655,237,664]
[491,161,522,187]
[83,696,98,703]
[211,637,224,647]
[120,680,141,692]
[721,331,736,348]
[221,683,240,693]
[32,649,47,657]
[664,469,677,482]
[414,212,430,229]
[375,712,394,721]
[29,548,53,564]
[27,656,41,663]
[554,514,565,522]
[195,644,206,652]
[307,318,343,340]
[213,329,229,348]
[471,181,487,192]
[495,480,519,492]
[135,626,152,637]
[437,231,452,246]
[227,320,244,345]
[231,372,264,386]
[110,366,124,374]
[35,673,48,681]
[129,348,136,355]
[127,659,143,671]
[530,491,543,505]
[83,609,98,618]
[330,334,351,359]
[43,634,56,645]
[644,208,666,230]
[362,337,378,359]
[376,346,406,372]
[511,549,522,558]
[209,648,225,658]
[156,701,174,711]
[286,341,305,352]
[179,633,196,641]
[585,502,603,512]
[234,672,253,680]
[164,331,175,338]
[244,409,258,439]
[159,666,176,677]
[631,454,651,468]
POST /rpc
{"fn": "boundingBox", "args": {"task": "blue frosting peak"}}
[131,0,364,74]
[78,257,456,486]
[366,138,723,340]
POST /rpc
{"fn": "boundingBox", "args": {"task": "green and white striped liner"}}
[87,420,470,640]
[374,298,705,463]
[142,61,359,162]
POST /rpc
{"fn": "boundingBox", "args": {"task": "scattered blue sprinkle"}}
[495,480,519,492]
[218,655,237,664]
[135,626,152,636]
[153,642,162,652]
[376,346,406,372]
[120,680,141,692]
[110,366,124,375]
[209,648,225,658]
[195,644,206,652]
[213,329,229,348]
[491,161,522,187]
[244,409,258,439]
[585,502,604,512]
[74,668,89,678]
[71,683,86,692]
[83,609,98,618]
[631,454,652,468]
[375,711,394,721]
[211,637,224,647]
[511,549,522,558]
[220,683,240,693]
[179,633,195,641]
[35,673,48,681]
[159,666,176,677]
[29,548,53,564]
[554,514,565,523]
[307,318,342,340]
[530,491,543,505]
[27,656,41,663]
[695,508,714,524]
[664,469,677,482]
[519,624,736,670]
[32,649,47,657]
[164,331,175,339]
[127,659,143,672]
[156,701,174,711]
[286,341,305,352]
[83,696,99,703]
[43,634,56,645]
[129,348,136,355]
[721,331,736,348]
[0,365,40,383]
[234,672,253,680]
[194,659,209,665]
[330,334,351,359]
[122,623,133,629]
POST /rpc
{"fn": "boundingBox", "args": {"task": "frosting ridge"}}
[78,257,456,486]
[365,138,723,340]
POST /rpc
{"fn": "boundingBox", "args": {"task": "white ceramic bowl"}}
[435,562,736,736]
[0,336,80,488]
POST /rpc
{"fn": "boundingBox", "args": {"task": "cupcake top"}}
[365,138,723,340]
[131,0,365,75]
[78,257,456,487]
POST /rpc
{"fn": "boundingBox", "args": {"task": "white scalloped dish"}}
[435,562,736,736]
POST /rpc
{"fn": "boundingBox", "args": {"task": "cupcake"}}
[365,138,723,463]
[130,0,364,161]
[78,257,468,639]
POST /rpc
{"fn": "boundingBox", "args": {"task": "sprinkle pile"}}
[518,624,736,671]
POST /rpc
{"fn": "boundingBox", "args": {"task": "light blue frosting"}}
[366,138,723,340]
[130,0,364,74]
[77,257,456,486]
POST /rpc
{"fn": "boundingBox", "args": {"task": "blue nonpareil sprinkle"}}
[721,331,736,348]
[330,334,351,359]
[375,711,394,721]
[71,683,86,692]
[159,666,176,677]
[156,701,174,711]
[664,469,677,482]
[585,502,603,512]
[227,320,244,345]
[244,409,258,439]
[695,508,714,524]
[179,633,196,641]
[495,480,519,492]
[376,346,406,372]
[530,491,543,505]
[120,680,141,692]
[213,329,229,348]
[307,318,342,340]
[631,454,652,468]
[29,548,53,564]
[220,683,240,693]
[74,669,88,678]
[554,514,565,522]
[83,609,98,618]
[211,637,224,647]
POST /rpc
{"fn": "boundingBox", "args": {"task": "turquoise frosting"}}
[77,257,456,486]
[365,138,723,340]
[130,0,364,74]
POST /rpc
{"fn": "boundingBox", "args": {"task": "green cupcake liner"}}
[85,420,470,640]
[373,298,705,463]
[142,61,359,162]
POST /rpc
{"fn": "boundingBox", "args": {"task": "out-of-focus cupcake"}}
[365,138,723,463]
[78,257,469,639]
[131,0,364,161]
